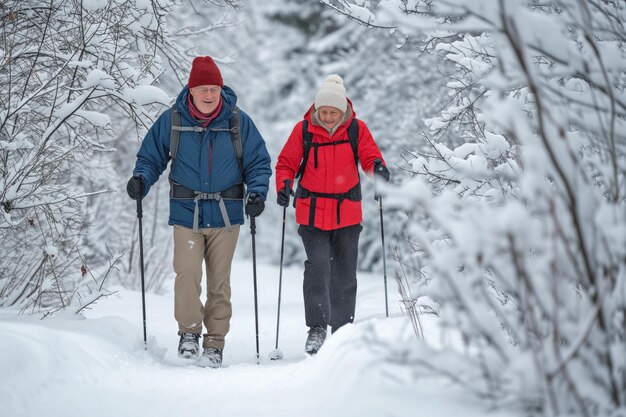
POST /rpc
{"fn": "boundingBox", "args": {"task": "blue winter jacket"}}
[132,86,272,229]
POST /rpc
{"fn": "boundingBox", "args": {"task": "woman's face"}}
[190,85,221,114]
[318,106,343,129]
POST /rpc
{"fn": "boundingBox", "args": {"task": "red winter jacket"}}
[275,101,385,231]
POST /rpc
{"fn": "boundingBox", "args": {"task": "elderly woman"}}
[274,74,390,355]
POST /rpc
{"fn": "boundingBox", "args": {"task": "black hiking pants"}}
[298,224,363,332]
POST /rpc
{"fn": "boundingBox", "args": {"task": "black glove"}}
[126,176,145,200]
[373,159,390,182]
[277,182,294,207]
[245,193,265,217]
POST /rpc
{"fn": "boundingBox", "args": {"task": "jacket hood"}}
[176,85,238,126]
[304,98,355,136]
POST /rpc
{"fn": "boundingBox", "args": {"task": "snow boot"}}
[198,347,223,368]
[305,325,327,355]
[178,332,200,358]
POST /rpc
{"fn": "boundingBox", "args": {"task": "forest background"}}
[1,1,624,416]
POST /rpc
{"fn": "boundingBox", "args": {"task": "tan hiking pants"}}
[173,224,240,350]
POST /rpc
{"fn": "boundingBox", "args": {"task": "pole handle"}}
[283,179,293,200]
[374,159,383,201]
[136,196,143,218]
[250,215,256,235]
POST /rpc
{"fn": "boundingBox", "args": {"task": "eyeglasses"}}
[192,86,221,95]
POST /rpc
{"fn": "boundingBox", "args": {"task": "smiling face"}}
[190,85,222,114]
[317,106,343,129]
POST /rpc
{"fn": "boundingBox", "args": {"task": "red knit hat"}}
[188,56,223,88]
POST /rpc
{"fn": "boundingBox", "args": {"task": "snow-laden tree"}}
[328,0,626,415]
[0,0,179,313]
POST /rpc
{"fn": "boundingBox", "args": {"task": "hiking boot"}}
[178,332,200,358]
[305,325,327,355]
[198,347,223,368]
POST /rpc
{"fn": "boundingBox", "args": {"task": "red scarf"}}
[188,94,222,128]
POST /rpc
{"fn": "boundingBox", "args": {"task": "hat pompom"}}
[324,74,344,85]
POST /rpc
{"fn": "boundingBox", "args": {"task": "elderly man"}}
[127,56,271,368]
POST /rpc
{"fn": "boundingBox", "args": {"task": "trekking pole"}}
[136,197,148,348]
[374,159,389,318]
[379,195,389,318]
[270,180,291,361]
[250,215,260,364]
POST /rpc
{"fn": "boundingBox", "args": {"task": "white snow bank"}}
[0,265,517,417]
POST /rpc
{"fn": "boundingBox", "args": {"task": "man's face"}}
[318,106,343,129]
[190,85,221,114]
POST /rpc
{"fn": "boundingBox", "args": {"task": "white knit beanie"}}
[314,74,347,113]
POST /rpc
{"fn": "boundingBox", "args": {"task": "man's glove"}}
[277,180,294,207]
[245,193,265,217]
[126,176,145,200]
[373,159,390,182]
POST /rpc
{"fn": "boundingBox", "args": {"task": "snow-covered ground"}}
[1,257,515,417]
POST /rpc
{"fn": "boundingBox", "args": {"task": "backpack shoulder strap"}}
[170,104,181,161]
[347,118,359,168]
[295,120,312,180]
[170,104,205,161]
[229,106,244,181]
[296,118,359,181]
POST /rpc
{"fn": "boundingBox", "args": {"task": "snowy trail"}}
[1,259,514,417]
